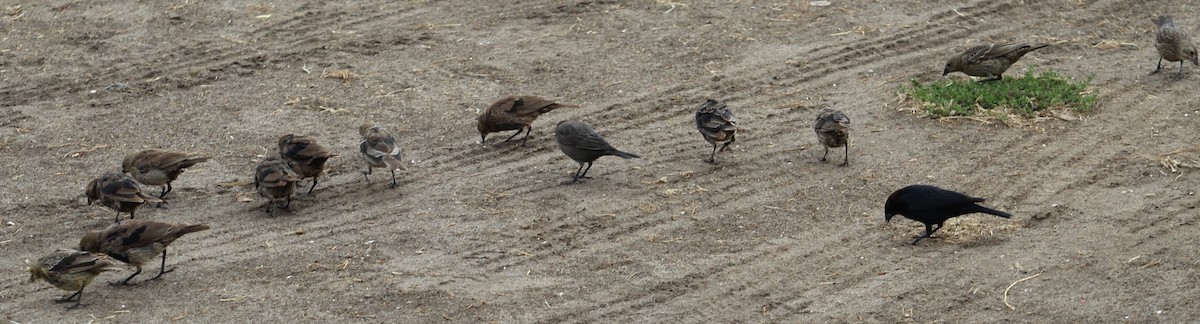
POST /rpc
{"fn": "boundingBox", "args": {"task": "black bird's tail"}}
[610,150,640,159]
[968,204,1012,219]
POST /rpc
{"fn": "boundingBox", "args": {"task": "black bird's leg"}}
[113,212,121,224]
[706,145,718,164]
[389,170,398,189]
[501,128,525,143]
[161,182,173,198]
[840,144,849,167]
[150,250,174,280]
[114,266,143,285]
[1178,61,1185,76]
[564,163,586,185]
[519,126,532,146]
[578,162,594,179]
[1151,58,1164,74]
[307,178,318,194]
[284,196,292,209]
[910,223,944,245]
[821,147,829,162]
[55,290,84,309]
[361,167,372,183]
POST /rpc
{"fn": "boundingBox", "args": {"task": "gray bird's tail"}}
[611,150,640,159]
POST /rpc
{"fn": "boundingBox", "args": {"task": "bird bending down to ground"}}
[358,122,406,188]
[943,43,1049,81]
[695,99,737,164]
[255,157,302,213]
[278,134,335,194]
[884,184,1012,245]
[814,108,850,166]
[554,120,640,184]
[1151,15,1199,76]
[79,219,210,285]
[86,171,163,223]
[121,149,209,198]
[478,95,579,146]
[29,249,128,309]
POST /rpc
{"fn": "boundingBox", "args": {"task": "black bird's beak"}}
[942,69,949,76]
[884,213,894,222]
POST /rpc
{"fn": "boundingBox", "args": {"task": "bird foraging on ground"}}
[813,107,850,166]
[78,219,210,285]
[694,99,738,164]
[28,249,128,309]
[478,95,579,146]
[884,184,1012,245]
[278,134,335,194]
[121,149,209,198]
[255,157,301,213]
[1151,15,1199,76]
[358,122,406,188]
[943,43,1049,82]
[86,171,163,223]
[554,120,640,184]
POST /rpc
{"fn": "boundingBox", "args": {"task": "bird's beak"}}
[480,134,487,143]
[942,69,949,76]
[885,213,894,222]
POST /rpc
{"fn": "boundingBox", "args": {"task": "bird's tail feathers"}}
[179,224,212,236]
[612,150,641,159]
[971,205,1012,219]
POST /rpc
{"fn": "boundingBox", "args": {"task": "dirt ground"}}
[2,0,1199,322]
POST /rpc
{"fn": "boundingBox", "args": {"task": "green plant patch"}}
[901,69,1096,119]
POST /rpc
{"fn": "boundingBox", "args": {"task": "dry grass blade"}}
[1004,272,1042,310]
[320,69,362,82]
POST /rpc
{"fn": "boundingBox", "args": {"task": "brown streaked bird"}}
[554,120,640,184]
[121,149,209,198]
[1152,15,1199,76]
[814,108,850,166]
[254,157,301,213]
[694,99,738,164]
[278,134,335,194]
[29,249,128,309]
[79,219,210,285]
[358,122,407,188]
[478,95,579,146]
[943,43,1049,82]
[86,171,163,223]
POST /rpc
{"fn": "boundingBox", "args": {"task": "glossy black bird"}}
[884,185,1012,245]
[694,99,737,163]
[554,120,640,184]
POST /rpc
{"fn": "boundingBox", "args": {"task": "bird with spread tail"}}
[29,249,129,309]
[478,95,579,146]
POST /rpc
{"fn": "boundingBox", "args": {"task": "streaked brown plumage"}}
[358,122,406,188]
[79,219,210,285]
[254,157,301,213]
[694,99,738,164]
[814,108,850,166]
[121,149,209,198]
[478,95,579,146]
[278,134,335,194]
[29,249,128,308]
[555,120,640,184]
[943,43,1049,81]
[86,171,163,223]
[1152,15,1199,76]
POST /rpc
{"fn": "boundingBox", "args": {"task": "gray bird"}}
[358,122,406,188]
[254,157,301,213]
[1151,15,1199,76]
[478,95,579,146]
[943,43,1049,82]
[695,99,738,164]
[814,108,850,166]
[554,120,640,184]
[86,171,163,223]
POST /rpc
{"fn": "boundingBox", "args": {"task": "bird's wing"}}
[106,221,179,249]
[51,251,115,274]
[961,43,999,62]
[361,135,400,159]
[562,127,614,152]
[510,96,572,116]
[103,179,148,203]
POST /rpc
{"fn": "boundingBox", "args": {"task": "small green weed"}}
[902,69,1096,119]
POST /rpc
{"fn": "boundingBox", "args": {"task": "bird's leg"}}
[501,128,525,143]
[163,182,173,198]
[721,134,736,151]
[307,178,318,194]
[563,163,586,185]
[57,290,84,309]
[821,146,829,162]
[1151,58,1164,74]
[361,167,372,183]
[113,266,143,285]
[150,250,174,280]
[264,200,274,213]
[706,145,718,164]
[113,212,121,224]
[284,195,292,209]
[910,223,939,245]
[389,170,398,189]
[519,126,532,147]
[1178,61,1185,76]
[578,162,594,179]
[840,145,849,167]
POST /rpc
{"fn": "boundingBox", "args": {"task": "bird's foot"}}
[705,158,717,164]
[149,268,176,281]
[54,295,80,303]
[839,161,849,167]
[561,178,582,185]
[109,280,135,286]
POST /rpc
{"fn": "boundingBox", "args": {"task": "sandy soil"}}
[2,0,1199,322]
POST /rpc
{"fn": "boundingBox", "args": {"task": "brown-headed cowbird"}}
[86,171,163,223]
[255,157,301,213]
[358,122,406,188]
[554,120,640,184]
[695,99,738,164]
[278,134,335,194]
[1152,15,1199,76]
[121,149,209,198]
[814,108,850,166]
[884,184,1012,245]
[79,219,210,285]
[943,43,1049,82]
[29,249,128,308]
[478,95,579,146]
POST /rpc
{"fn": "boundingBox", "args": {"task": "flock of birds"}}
[24,14,1198,309]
